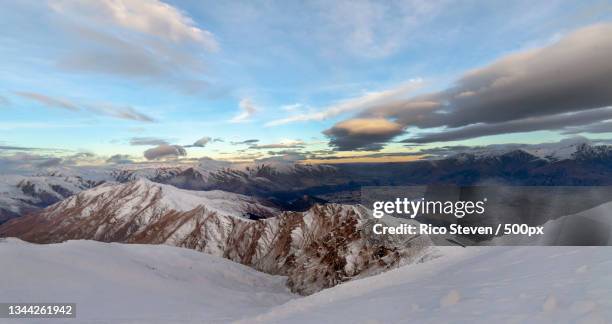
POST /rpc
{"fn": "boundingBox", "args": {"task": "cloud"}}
[249,140,305,149]
[561,120,612,135]
[143,144,186,160]
[324,118,404,151]
[61,152,101,165]
[14,91,155,122]
[193,136,211,147]
[129,137,169,146]
[327,23,612,148]
[268,149,304,155]
[304,151,424,162]
[0,151,104,174]
[48,0,218,93]
[0,153,64,174]
[36,157,63,168]
[0,145,40,151]
[106,154,135,164]
[183,136,223,148]
[281,103,302,112]
[50,0,218,50]
[424,23,612,128]
[255,152,307,164]
[231,139,259,145]
[89,104,156,122]
[313,0,447,58]
[266,80,422,126]
[404,107,612,144]
[14,91,79,111]
[230,98,257,123]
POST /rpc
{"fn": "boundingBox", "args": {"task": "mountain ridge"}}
[0,179,434,294]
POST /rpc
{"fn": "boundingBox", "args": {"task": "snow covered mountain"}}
[0,179,434,294]
[0,173,100,224]
[110,166,188,183]
[0,178,277,240]
[449,140,612,163]
[110,163,341,197]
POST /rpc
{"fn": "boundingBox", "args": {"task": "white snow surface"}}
[243,246,612,324]
[0,238,295,323]
[1,239,611,323]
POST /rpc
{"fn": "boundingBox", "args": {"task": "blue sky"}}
[1,0,612,164]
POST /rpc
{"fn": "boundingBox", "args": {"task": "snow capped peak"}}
[60,178,276,220]
[522,137,593,161]
[110,165,189,182]
[448,137,612,162]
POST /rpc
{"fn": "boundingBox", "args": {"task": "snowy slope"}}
[2,239,610,323]
[0,238,295,324]
[241,246,612,324]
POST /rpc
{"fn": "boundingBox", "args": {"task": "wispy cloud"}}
[14,91,155,122]
[89,104,156,122]
[184,136,223,148]
[50,0,218,50]
[48,0,219,94]
[106,154,135,164]
[249,140,305,149]
[266,80,422,126]
[313,0,448,58]
[191,136,212,147]
[230,98,257,123]
[14,91,79,111]
[129,137,168,146]
[0,151,104,174]
[0,145,40,151]
[230,139,259,145]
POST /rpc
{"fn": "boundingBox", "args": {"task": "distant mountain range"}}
[0,173,100,224]
[2,142,611,223]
